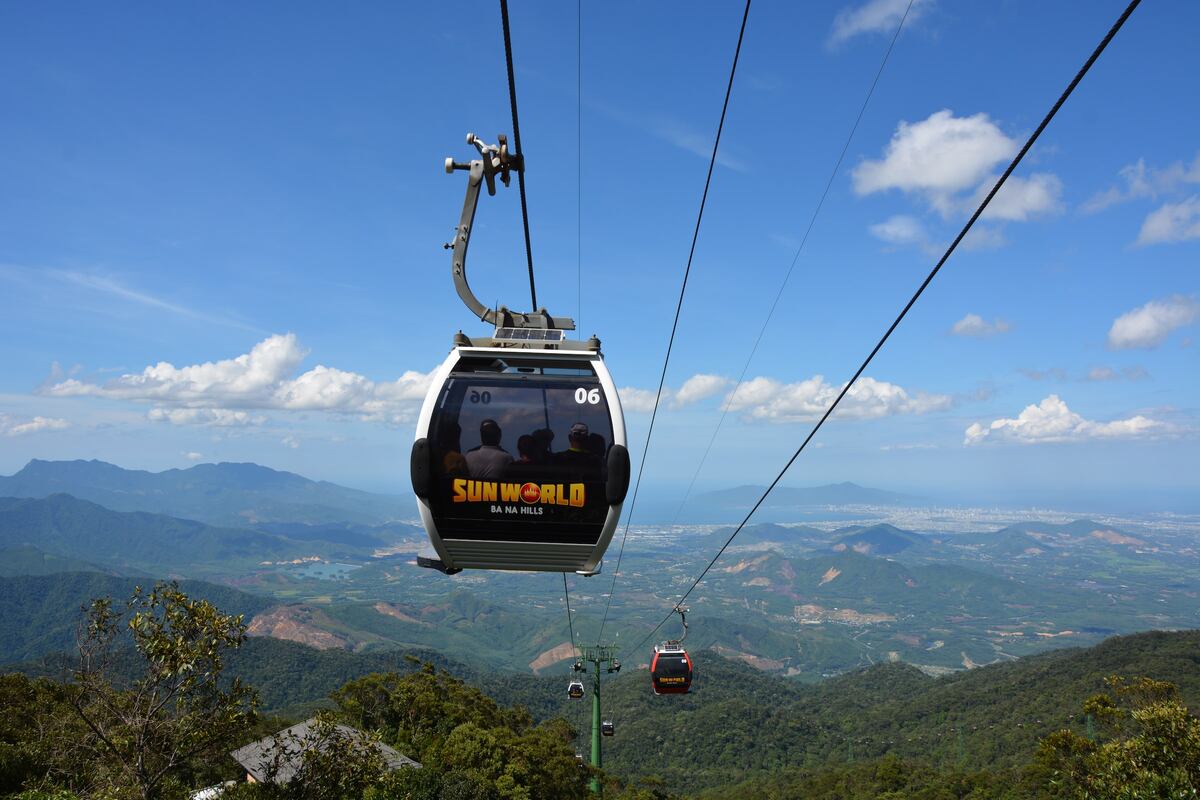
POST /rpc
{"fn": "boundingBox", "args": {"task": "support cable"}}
[563,573,578,660]
[666,0,915,530]
[595,0,752,644]
[631,0,1143,653]
[577,0,583,330]
[499,0,538,310]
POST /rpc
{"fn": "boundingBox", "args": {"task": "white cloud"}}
[617,386,659,414]
[282,434,300,449]
[671,374,729,408]
[965,395,1163,445]
[1083,153,1200,213]
[619,373,949,422]
[1122,365,1151,381]
[1077,366,1149,382]
[1107,296,1200,350]
[49,334,307,403]
[869,215,948,256]
[1136,196,1200,245]
[951,313,1011,338]
[725,375,951,423]
[618,375,730,414]
[829,0,931,46]
[183,451,204,462]
[44,334,436,425]
[853,110,1018,216]
[854,110,1063,242]
[0,414,70,437]
[977,173,1063,221]
[148,408,265,427]
[869,215,929,246]
[959,224,1007,250]
[1019,367,1067,382]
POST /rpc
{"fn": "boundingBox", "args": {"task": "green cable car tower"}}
[575,643,620,795]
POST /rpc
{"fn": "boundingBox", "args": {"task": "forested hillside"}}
[0,572,271,665]
[4,572,1200,799]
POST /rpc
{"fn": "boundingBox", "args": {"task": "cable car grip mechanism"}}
[444,132,575,332]
[668,605,689,645]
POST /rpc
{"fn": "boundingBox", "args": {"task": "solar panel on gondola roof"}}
[494,327,565,342]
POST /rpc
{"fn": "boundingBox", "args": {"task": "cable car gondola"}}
[601,720,615,737]
[567,679,585,700]
[411,133,630,575]
[650,643,694,695]
[650,606,694,695]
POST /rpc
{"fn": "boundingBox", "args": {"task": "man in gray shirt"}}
[465,419,513,480]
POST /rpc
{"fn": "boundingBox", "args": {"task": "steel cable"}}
[499,0,539,310]
[595,0,752,644]
[631,0,1144,654]
[665,0,916,530]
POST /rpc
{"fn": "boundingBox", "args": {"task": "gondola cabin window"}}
[427,357,614,544]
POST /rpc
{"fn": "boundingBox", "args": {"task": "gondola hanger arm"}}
[444,132,574,331]
[672,605,688,644]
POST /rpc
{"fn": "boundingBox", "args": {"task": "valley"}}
[1,459,1197,683]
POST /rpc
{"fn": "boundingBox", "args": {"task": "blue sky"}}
[1,0,1197,511]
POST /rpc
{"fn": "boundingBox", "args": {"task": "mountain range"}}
[0,457,1193,682]
[0,493,416,577]
[0,459,408,526]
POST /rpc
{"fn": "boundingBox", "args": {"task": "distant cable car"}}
[650,643,694,695]
[411,133,629,575]
[601,720,615,737]
[568,679,585,699]
[650,606,693,695]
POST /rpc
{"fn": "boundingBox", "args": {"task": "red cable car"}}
[650,643,694,695]
[650,606,693,695]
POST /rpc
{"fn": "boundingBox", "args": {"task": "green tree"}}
[1036,676,1200,798]
[0,674,82,795]
[332,666,588,799]
[62,582,258,800]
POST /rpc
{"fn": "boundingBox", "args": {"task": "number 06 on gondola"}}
[410,132,630,575]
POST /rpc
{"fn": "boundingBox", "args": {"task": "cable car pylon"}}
[575,643,620,795]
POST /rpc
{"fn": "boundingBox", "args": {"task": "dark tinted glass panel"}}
[655,656,692,680]
[428,372,614,543]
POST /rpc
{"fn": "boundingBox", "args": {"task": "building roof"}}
[230,718,420,784]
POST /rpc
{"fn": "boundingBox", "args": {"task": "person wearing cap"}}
[556,422,602,474]
[465,418,513,480]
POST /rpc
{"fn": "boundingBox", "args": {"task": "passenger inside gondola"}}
[464,419,512,479]
[505,434,542,480]
[557,422,603,476]
[438,421,469,478]
[531,427,555,462]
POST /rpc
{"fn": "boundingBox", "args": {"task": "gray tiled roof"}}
[230,719,420,784]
